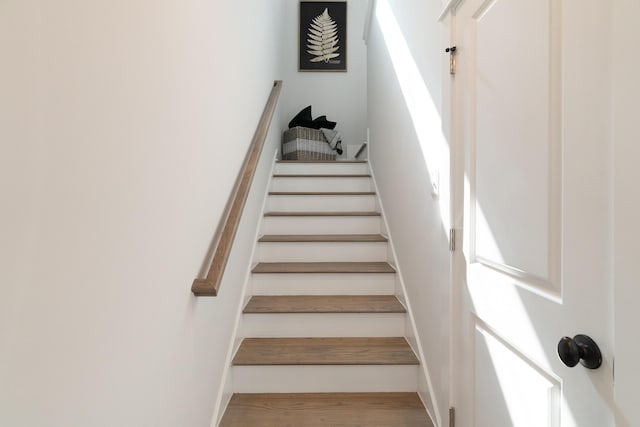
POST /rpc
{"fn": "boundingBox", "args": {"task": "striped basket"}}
[282,127,337,161]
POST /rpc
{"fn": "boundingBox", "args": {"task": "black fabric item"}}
[335,141,343,155]
[311,115,337,130]
[288,105,313,129]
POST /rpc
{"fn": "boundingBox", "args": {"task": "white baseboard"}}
[209,149,279,427]
[368,159,441,427]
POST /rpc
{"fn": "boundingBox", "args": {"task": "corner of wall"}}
[365,1,451,425]
[368,161,442,427]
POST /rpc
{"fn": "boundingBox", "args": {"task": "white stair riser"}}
[242,313,405,337]
[262,216,381,235]
[275,163,369,175]
[257,241,388,262]
[271,177,373,193]
[266,194,376,212]
[233,365,419,393]
[251,273,396,295]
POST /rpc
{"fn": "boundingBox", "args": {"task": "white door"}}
[451,0,614,426]
[612,1,640,426]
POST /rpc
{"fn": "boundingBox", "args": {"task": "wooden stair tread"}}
[277,160,368,163]
[259,234,387,243]
[219,393,433,427]
[252,262,395,274]
[264,211,381,217]
[232,337,419,365]
[244,295,406,314]
[273,174,371,178]
[269,191,376,195]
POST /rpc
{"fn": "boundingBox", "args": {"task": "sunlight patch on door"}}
[469,0,562,296]
[464,175,576,426]
[475,321,561,427]
[470,187,562,301]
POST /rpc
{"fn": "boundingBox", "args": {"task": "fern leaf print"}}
[306,8,340,63]
[300,2,346,71]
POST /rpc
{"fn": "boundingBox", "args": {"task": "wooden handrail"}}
[192,80,283,296]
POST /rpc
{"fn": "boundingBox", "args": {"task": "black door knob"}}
[557,334,602,369]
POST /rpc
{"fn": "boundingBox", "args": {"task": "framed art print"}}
[299,1,347,72]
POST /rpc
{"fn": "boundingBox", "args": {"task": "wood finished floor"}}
[232,337,419,366]
[258,234,388,243]
[268,191,377,196]
[252,262,395,274]
[272,174,372,178]
[244,295,406,314]
[264,211,381,217]
[219,393,434,427]
[276,160,368,164]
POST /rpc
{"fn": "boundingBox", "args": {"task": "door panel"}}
[475,322,561,427]
[472,0,561,290]
[452,0,613,426]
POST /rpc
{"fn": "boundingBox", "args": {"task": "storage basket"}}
[282,127,337,160]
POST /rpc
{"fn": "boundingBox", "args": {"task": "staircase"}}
[219,160,433,427]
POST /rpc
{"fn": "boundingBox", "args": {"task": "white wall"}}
[613,1,640,426]
[366,0,450,425]
[280,0,368,152]
[0,1,285,426]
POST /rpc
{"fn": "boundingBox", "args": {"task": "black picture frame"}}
[299,1,347,72]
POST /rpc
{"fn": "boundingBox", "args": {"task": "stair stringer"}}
[208,149,280,427]
[368,162,441,427]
